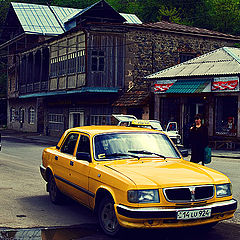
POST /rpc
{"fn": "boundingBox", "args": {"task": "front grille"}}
[164,185,214,202]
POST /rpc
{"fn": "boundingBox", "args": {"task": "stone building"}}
[1,0,240,137]
[115,22,240,119]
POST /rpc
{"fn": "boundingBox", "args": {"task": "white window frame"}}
[28,107,35,124]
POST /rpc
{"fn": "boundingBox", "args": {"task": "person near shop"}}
[189,114,208,165]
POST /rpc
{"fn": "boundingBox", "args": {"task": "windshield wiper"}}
[128,150,166,159]
[104,153,139,159]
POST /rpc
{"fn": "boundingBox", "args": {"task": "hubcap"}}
[101,202,119,233]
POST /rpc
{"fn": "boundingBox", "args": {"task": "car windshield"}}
[94,132,180,161]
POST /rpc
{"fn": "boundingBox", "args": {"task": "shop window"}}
[215,96,238,136]
[91,50,104,71]
[28,107,35,124]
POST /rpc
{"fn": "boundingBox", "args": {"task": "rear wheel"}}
[48,173,64,204]
[98,196,121,236]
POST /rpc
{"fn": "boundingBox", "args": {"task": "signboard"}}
[212,77,239,92]
[154,80,177,93]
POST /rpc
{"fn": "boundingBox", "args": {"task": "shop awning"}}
[166,79,210,93]
[19,87,119,98]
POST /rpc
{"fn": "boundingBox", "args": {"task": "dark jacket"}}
[190,125,208,163]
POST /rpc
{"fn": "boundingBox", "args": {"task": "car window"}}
[94,132,180,160]
[77,135,90,154]
[61,133,79,155]
[166,122,177,131]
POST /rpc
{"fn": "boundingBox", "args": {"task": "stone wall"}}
[125,27,238,90]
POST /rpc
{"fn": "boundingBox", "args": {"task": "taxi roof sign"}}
[130,120,151,126]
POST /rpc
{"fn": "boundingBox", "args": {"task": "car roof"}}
[67,125,159,136]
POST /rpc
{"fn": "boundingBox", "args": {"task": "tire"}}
[98,196,121,236]
[48,173,64,204]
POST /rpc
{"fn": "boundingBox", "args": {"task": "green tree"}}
[157,5,182,23]
[205,0,240,34]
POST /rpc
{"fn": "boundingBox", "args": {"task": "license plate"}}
[177,209,211,220]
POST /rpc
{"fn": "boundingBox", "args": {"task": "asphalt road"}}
[0,136,240,240]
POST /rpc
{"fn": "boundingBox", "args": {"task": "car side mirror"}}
[76,152,91,162]
[180,149,188,157]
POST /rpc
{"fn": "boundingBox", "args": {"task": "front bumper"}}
[40,164,47,181]
[116,199,237,228]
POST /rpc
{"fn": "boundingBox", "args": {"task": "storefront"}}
[146,47,240,149]
[153,77,240,148]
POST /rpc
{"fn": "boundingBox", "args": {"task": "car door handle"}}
[70,160,74,166]
[55,156,58,160]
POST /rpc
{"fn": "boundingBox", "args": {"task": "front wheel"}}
[98,196,121,236]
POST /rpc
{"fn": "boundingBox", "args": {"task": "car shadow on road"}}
[16,194,97,228]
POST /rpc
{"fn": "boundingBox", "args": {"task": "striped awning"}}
[166,79,210,93]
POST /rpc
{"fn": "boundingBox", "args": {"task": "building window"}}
[58,55,67,75]
[68,53,77,74]
[28,107,35,124]
[77,50,85,73]
[50,57,58,77]
[90,114,111,125]
[179,53,196,63]
[10,108,16,122]
[19,107,25,123]
[215,96,238,136]
[91,50,105,71]
[48,113,64,131]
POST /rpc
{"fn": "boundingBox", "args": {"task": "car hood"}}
[104,159,229,188]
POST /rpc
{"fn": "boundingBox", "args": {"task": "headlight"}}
[216,183,232,198]
[128,189,160,203]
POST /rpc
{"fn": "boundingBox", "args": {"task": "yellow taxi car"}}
[40,126,237,236]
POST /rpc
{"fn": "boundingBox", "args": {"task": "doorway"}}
[69,112,84,128]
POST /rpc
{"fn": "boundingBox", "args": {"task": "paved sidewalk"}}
[1,129,240,159]
[1,129,60,146]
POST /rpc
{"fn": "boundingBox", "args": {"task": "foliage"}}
[157,6,182,24]
[1,0,240,35]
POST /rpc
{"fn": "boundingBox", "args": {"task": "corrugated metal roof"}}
[120,13,142,24]
[11,2,142,36]
[146,47,240,79]
[11,2,67,35]
[166,79,210,93]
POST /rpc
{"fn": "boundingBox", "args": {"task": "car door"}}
[68,134,92,206]
[52,132,79,195]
